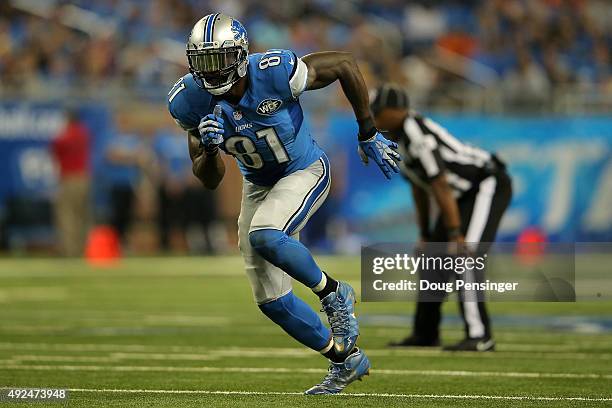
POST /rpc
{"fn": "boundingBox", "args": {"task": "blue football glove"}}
[198,112,224,153]
[358,132,401,179]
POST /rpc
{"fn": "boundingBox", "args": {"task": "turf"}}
[0,256,611,407]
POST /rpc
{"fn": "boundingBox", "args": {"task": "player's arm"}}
[301,51,400,179]
[429,175,463,242]
[302,52,373,139]
[188,129,225,190]
[411,184,431,241]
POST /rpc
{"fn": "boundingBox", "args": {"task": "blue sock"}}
[259,291,330,351]
[249,228,323,288]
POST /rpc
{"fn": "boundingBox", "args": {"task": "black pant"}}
[157,186,187,250]
[110,185,135,242]
[158,186,217,253]
[413,170,512,341]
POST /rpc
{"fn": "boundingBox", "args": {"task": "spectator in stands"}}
[1,0,610,105]
[503,46,551,109]
[50,109,91,256]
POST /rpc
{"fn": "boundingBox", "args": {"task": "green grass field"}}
[1,256,611,407]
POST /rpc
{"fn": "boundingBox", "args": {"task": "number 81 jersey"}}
[167,49,323,186]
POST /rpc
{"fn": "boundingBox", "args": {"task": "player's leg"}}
[472,170,512,251]
[246,155,369,393]
[248,155,359,354]
[446,171,512,351]
[238,178,331,353]
[452,178,493,346]
[248,155,332,290]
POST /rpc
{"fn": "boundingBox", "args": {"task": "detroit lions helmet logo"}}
[257,99,282,115]
[230,19,248,43]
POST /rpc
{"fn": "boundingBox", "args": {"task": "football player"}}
[370,84,512,352]
[167,14,400,394]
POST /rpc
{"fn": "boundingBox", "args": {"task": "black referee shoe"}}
[388,336,440,348]
[443,337,495,352]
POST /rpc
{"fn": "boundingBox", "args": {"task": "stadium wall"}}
[327,113,612,243]
[0,102,610,245]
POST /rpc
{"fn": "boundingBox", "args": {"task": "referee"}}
[370,84,512,351]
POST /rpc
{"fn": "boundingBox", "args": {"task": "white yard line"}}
[9,353,219,363]
[6,349,611,363]
[1,363,610,380]
[1,342,611,360]
[0,387,605,402]
[499,343,604,352]
[367,349,612,361]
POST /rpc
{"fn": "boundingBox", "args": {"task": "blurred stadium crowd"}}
[1,0,610,108]
[0,0,610,255]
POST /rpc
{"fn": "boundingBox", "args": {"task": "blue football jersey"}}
[167,49,323,186]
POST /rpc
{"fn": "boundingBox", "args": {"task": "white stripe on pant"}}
[238,157,331,305]
[463,176,497,339]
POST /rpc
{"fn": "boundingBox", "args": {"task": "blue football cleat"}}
[321,281,359,357]
[304,348,371,395]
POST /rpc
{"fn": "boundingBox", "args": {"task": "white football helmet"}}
[186,13,249,95]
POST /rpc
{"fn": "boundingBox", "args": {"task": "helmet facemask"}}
[188,46,247,95]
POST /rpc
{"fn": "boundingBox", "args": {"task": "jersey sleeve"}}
[167,76,210,132]
[403,116,445,180]
[263,49,309,100]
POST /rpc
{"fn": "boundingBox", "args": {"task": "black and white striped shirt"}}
[398,114,494,196]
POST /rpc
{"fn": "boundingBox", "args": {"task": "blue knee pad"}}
[249,228,285,258]
[248,228,322,288]
[259,291,330,351]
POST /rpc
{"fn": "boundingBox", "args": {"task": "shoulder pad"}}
[250,49,303,101]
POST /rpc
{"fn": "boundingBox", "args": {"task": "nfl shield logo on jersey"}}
[233,110,243,120]
[257,98,283,116]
